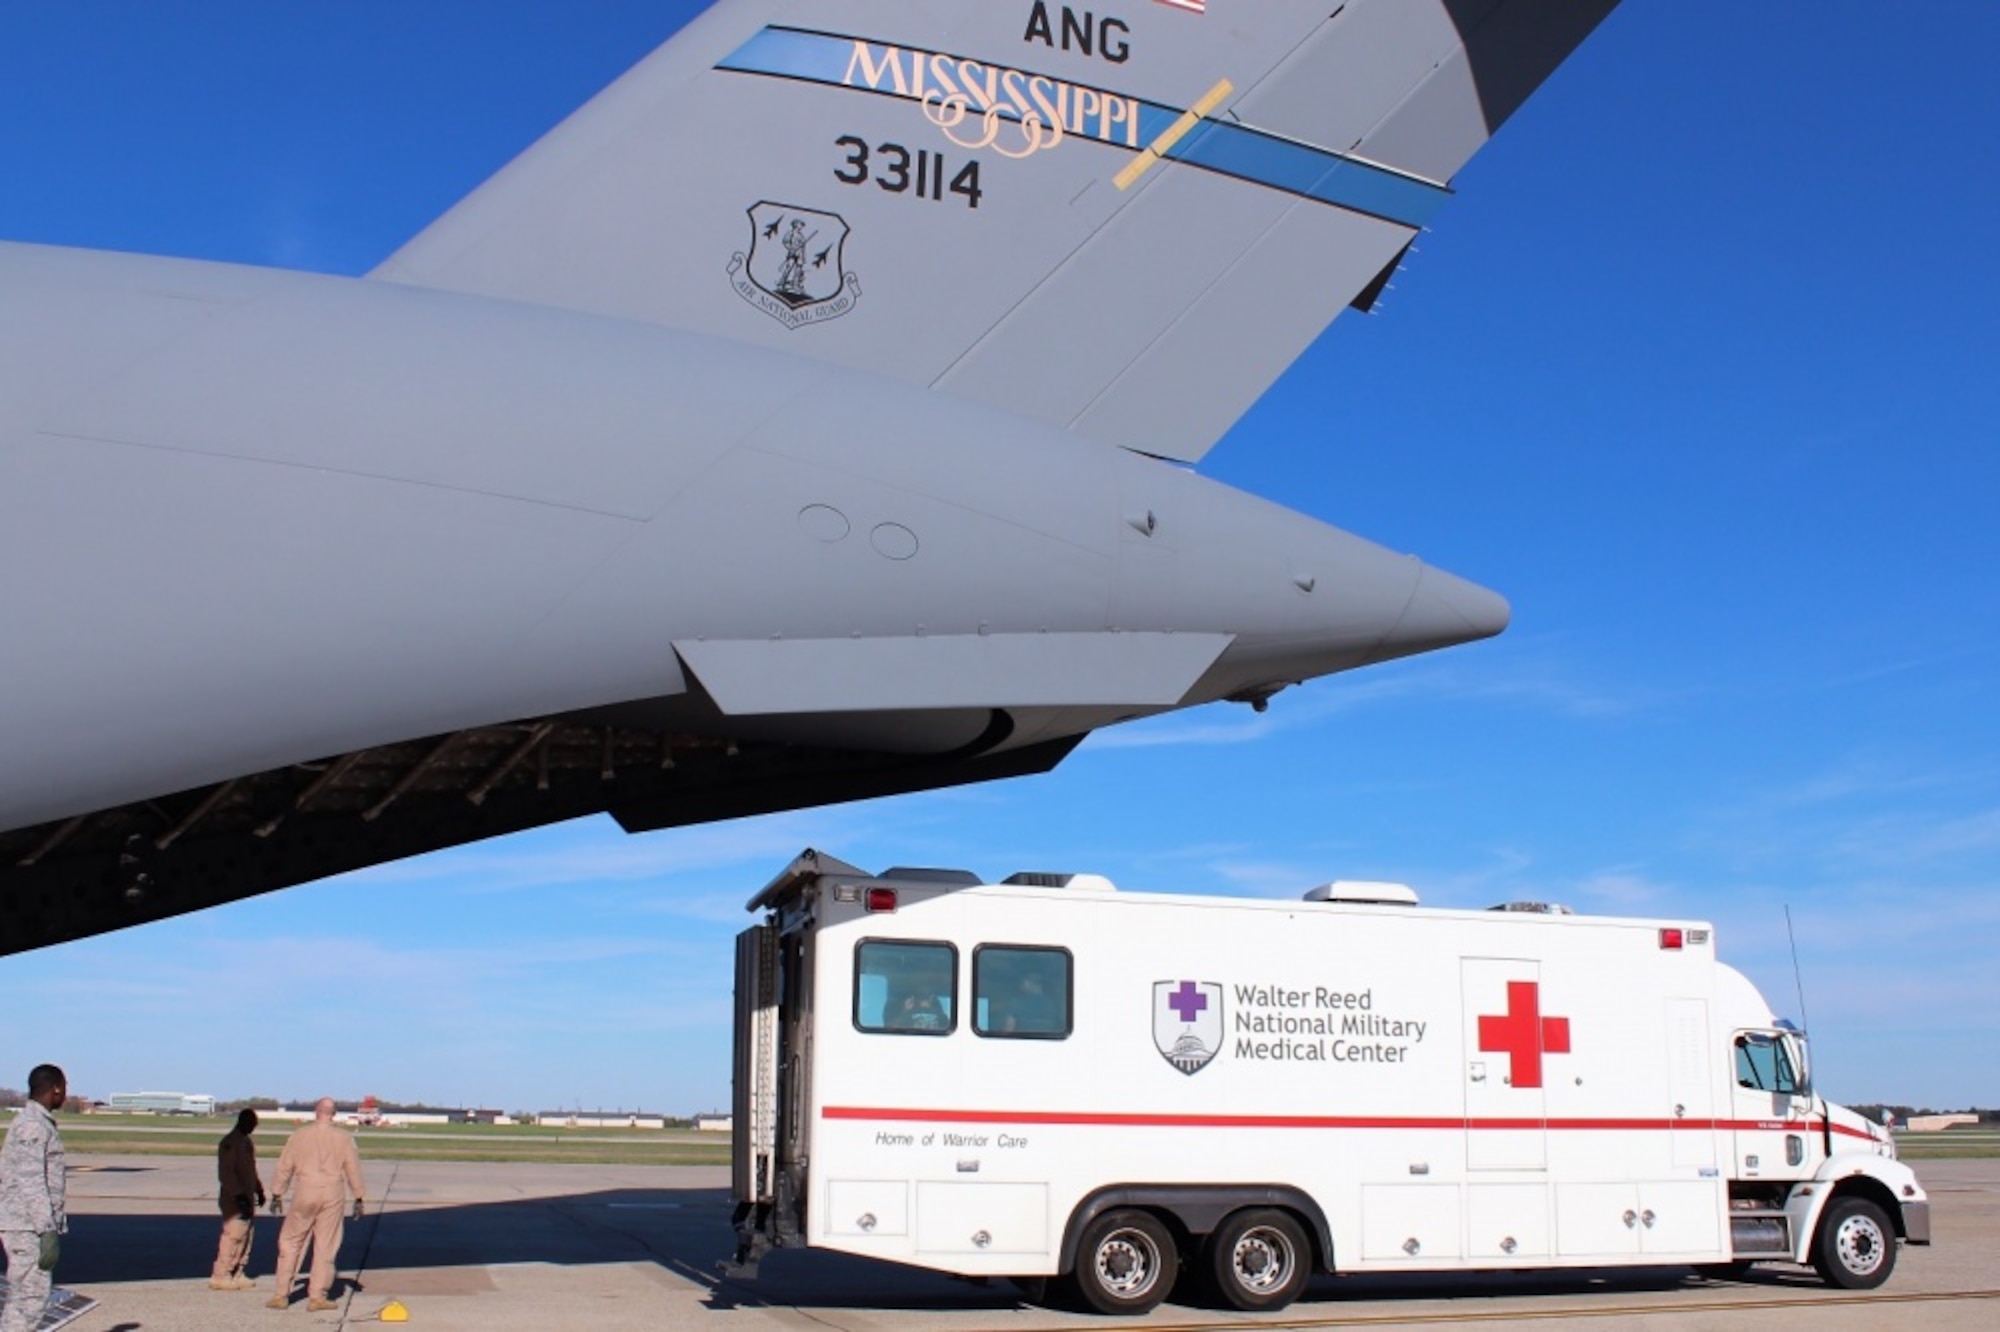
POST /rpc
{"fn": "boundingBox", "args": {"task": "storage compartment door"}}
[1360,1184,1463,1262]
[825,1179,911,1237]
[1555,1182,1642,1258]
[1636,1180,1725,1256]
[1466,1183,1551,1259]
[915,1182,1051,1256]
[1666,998,1717,1170]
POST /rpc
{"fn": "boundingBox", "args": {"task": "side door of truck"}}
[1728,1029,1812,1182]
[1666,998,1718,1171]
[1462,957,1554,1170]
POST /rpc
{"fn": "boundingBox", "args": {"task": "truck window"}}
[972,945,1072,1039]
[854,940,957,1035]
[1735,1032,1803,1094]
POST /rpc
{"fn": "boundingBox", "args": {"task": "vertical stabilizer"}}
[374,0,1620,462]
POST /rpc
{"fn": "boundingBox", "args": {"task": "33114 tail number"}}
[834,136,984,209]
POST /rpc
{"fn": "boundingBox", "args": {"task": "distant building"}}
[1905,1113,1980,1132]
[535,1111,666,1129]
[692,1112,732,1133]
[107,1091,216,1116]
[264,1104,516,1128]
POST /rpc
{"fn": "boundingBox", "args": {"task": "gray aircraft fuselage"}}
[0,239,1502,950]
[0,0,1638,952]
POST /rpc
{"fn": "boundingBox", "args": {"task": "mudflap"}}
[722,1200,774,1279]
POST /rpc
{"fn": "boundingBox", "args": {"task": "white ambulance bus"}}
[726,850,1928,1315]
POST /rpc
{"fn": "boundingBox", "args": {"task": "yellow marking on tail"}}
[1114,78,1234,190]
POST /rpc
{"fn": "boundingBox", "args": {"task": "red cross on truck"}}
[1477,979,1571,1089]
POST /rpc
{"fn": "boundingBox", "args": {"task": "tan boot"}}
[232,1276,258,1290]
[306,1297,339,1312]
[208,1278,236,1291]
[266,1294,289,1309]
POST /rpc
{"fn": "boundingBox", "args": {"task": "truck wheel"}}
[1812,1196,1896,1289]
[1208,1207,1309,1311]
[1071,1208,1178,1315]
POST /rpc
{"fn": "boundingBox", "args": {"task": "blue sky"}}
[2,2,1996,1116]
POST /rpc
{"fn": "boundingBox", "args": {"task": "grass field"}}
[18,1113,732,1166]
[1889,1128,2000,1160]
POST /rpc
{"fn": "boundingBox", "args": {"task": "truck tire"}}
[1812,1196,1896,1289]
[1207,1207,1309,1311]
[1071,1208,1178,1315]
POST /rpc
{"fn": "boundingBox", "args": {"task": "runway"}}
[37,1155,1999,1330]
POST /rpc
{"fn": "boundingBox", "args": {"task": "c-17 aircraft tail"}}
[0,2,1622,954]
[376,0,1620,463]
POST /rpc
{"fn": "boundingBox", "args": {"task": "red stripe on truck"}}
[822,1105,1881,1139]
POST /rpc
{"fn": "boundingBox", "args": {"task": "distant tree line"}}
[220,1097,280,1112]
[218,1097,466,1114]
[1852,1104,1998,1124]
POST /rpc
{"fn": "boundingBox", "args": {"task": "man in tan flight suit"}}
[265,1099,365,1311]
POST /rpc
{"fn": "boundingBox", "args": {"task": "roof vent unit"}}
[1002,871,1118,892]
[878,867,982,887]
[1303,880,1419,906]
[1488,900,1573,915]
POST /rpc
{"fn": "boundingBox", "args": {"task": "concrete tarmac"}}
[23,1155,1998,1331]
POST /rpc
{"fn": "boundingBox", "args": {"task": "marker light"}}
[1659,928,1684,950]
[865,887,899,913]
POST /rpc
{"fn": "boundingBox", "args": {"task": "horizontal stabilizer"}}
[676,632,1234,716]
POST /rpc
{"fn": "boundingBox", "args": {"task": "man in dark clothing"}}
[209,1109,264,1291]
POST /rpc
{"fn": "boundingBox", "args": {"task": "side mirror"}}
[1781,1031,1811,1097]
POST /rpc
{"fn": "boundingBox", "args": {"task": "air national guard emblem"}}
[1154,980,1222,1075]
[728,201,862,329]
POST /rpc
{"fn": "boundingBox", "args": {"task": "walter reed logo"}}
[1155,978,1432,1073]
[1153,980,1222,1075]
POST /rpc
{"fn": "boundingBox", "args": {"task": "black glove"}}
[37,1230,59,1271]
[351,1198,366,1221]
[234,1193,253,1219]
[268,1195,284,1216]
[256,1188,267,1208]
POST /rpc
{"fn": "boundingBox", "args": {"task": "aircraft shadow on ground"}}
[62,1179,1825,1314]
[59,1183,1028,1312]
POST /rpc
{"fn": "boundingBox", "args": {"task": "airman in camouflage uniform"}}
[0,1064,67,1332]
